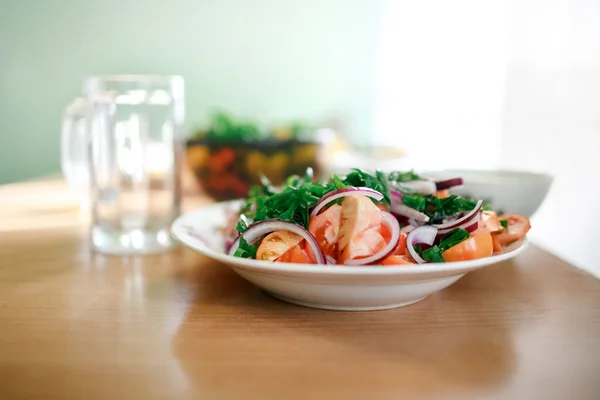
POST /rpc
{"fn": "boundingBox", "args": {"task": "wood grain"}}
[0,180,599,400]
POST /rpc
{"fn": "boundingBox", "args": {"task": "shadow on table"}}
[169,260,519,399]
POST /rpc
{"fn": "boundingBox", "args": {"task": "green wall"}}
[0,0,383,184]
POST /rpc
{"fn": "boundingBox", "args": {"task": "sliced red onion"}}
[326,255,336,265]
[344,212,401,266]
[310,187,383,217]
[407,225,439,264]
[433,200,483,230]
[390,189,403,201]
[437,215,480,237]
[407,218,426,227]
[401,225,415,234]
[224,236,235,253]
[394,180,437,194]
[228,219,326,264]
[435,177,464,191]
[391,203,430,222]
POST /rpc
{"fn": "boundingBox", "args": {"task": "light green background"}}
[0,0,383,184]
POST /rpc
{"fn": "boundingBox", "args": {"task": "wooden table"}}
[1,179,599,400]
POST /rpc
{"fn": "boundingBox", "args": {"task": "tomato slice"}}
[491,234,502,253]
[392,232,408,256]
[382,255,416,265]
[434,189,450,198]
[442,232,493,262]
[337,196,385,263]
[493,214,531,246]
[255,231,303,262]
[308,204,342,259]
[478,210,502,233]
[277,244,312,264]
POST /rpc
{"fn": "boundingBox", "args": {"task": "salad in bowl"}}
[223,168,531,267]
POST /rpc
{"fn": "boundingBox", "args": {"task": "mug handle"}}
[60,97,89,192]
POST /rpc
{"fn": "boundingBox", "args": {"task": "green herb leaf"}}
[402,193,427,212]
[233,236,258,259]
[388,170,422,183]
[235,214,250,233]
[415,228,470,263]
[438,228,470,251]
[500,219,508,229]
[332,174,347,190]
[342,169,391,207]
[421,246,446,262]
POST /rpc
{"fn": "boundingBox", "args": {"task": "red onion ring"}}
[401,225,415,234]
[407,225,439,264]
[407,218,424,227]
[224,237,235,253]
[310,187,383,217]
[436,213,481,236]
[433,200,483,230]
[326,255,337,265]
[437,218,479,239]
[344,211,401,266]
[391,203,430,222]
[228,219,326,264]
[390,188,403,201]
[390,189,429,222]
[435,177,464,191]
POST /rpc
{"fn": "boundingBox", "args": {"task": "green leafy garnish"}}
[332,174,348,190]
[418,228,471,262]
[342,169,391,207]
[236,168,326,231]
[402,193,427,212]
[235,214,250,233]
[388,170,422,183]
[500,219,508,229]
[399,192,480,223]
[233,236,258,259]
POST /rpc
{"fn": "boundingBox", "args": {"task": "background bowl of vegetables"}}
[421,169,553,217]
[186,112,325,201]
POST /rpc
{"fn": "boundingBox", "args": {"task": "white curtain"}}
[373,0,600,275]
[373,1,510,171]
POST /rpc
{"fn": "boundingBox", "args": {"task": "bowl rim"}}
[421,168,554,183]
[171,201,529,277]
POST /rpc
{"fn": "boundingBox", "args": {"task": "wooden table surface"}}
[0,179,599,400]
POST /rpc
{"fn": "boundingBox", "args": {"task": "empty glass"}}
[61,75,185,254]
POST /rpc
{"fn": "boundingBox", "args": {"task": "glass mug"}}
[61,75,185,254]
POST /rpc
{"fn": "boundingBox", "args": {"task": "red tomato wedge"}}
[491,234,502,253]
[478,210,502,233]
[493,214,531,246]
[337,196,386,263]
[255,231,303,262]
[442,232,493,262]
[434,189,450,198]
[382,255,416,265]
[308,204,342,260]
[277,243,313,264]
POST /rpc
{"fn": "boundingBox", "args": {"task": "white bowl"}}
[422,169,553,217]
[172,201,529,311]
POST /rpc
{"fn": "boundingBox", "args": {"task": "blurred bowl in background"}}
[185,111,327,201]
[186,137,323,201]
[422,169,554,217]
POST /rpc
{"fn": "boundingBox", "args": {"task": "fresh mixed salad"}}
[222,169,531,266]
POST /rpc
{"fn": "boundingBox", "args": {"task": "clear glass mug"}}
[61,75,185,254]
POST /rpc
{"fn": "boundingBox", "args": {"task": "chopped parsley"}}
[417,228,470,262]
[233,236,258,259]
[500,219,508,229]
[388,170,422,183]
